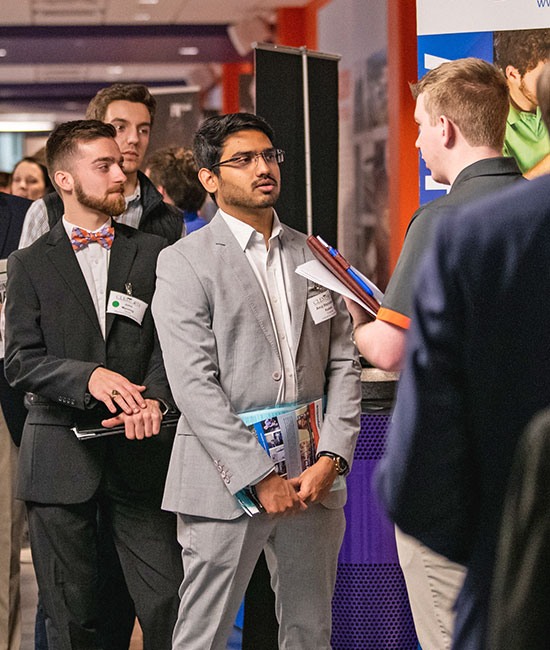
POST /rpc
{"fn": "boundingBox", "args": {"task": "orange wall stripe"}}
[222,62,254,114]
[387,0,419,269]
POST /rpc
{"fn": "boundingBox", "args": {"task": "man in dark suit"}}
[0,191,30,650]
[376,60,550,650]
[4,120,182,650]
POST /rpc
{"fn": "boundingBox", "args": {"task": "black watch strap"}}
[316,451,349,476]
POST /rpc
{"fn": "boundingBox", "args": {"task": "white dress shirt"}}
[220,209,297,406]
[62,217,112,338]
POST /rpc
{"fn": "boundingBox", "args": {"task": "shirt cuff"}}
[377,307,411,330]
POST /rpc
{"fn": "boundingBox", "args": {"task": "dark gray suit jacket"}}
[4,220,174,506]
[0,192,31,445]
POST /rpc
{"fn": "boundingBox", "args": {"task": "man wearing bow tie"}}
[3,120,182,650]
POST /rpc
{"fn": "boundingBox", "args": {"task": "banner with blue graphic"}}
[416,0,550,205]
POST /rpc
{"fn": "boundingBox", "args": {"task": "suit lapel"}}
[280,226,308,356]
[209,214,279,357]
[105,224,138,340]
[46,221,103,336]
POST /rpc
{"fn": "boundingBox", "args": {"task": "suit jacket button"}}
[272,371,281,381]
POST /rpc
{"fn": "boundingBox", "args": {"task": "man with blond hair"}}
[376,58,550,650]
[347,57,523,650]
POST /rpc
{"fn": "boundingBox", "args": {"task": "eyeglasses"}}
[210,148,285,170]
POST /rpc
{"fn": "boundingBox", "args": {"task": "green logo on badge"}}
[112,300,119,307]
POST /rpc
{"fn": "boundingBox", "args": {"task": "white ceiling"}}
[0,0,309,88]
[3,0,310,25]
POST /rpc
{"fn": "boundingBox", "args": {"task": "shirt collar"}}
[220,209,282,251]
[62,216,112,239]
[125,180,141,206]
[508,103,542,126]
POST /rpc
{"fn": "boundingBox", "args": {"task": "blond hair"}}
[411,58,509,150]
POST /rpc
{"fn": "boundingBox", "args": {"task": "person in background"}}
[494,28,550,178]
[347,58,523,650]
[486,407,550,650]
[0,172,11,193]
[0,191,31,650]
[10,157,54,202]
[18,83,183,249]
[146,147,207,234]
[375,58,550,650]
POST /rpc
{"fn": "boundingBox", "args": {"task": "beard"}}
[218,174,280,211]
[519,77,538,108]
[74,179,126,217]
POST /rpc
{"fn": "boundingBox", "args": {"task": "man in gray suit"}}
[152,113,362,650]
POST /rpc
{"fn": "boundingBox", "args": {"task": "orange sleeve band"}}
[377,307,411,330]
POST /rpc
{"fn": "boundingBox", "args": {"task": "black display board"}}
[255,46,339,245]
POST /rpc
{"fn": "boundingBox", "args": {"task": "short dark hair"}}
[146,147,206,212]
[193,113,275,174]
[494,29,550,76]
[46,120,117,189]
[411,58,509,150]
[11,157,54,195]
[86,83,157,126]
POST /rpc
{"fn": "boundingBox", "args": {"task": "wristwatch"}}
[316,451,349,476]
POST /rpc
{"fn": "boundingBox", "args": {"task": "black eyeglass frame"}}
[210,148,285,170]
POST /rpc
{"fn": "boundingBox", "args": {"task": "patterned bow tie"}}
[71,225,115,252]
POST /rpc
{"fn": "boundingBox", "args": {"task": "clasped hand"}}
[255,456,338,516]
[88,367,162,439]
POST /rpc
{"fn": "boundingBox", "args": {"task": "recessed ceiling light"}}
[108,66,124,75]
[0,49,7,58]
[134,12,151,21]
[178,47,199,56]
[0,120,54,132]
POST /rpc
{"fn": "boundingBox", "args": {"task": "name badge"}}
[107,290,148,325]
[307,290,336,325]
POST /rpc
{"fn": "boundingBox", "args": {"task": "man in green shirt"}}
[494,28,550,178]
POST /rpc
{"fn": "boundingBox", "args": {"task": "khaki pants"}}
[0,410,24,650]
[396,527,466,650]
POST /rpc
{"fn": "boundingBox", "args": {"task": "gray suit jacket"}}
[152,212,362,520]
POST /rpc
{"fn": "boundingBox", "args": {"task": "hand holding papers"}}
[295,236,383,321]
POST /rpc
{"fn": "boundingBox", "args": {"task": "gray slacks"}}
[173,503,346,650]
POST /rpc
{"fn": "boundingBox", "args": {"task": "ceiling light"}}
[0,49,7,58]
[134,12,151,21]
[107,66,124,75]
[0,121,54,132]
[138,0,158,4]
[178,47,199,56]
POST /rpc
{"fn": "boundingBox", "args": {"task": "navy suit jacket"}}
[0,192,31,444]
[376,174,550,650]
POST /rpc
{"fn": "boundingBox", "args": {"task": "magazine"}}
[236,398,344,516]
